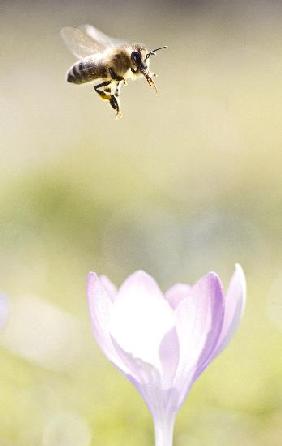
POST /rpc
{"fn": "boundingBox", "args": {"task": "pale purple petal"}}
[212,264,246,357]
[112,337,163,417]
[190,273,225,381]
[100,275,117,301]
[174,272,224,406]
[118,270,164,301]
[87,272,129,373]
[159,328,180,388]
[113,336,180,419]
[165,284,192,309]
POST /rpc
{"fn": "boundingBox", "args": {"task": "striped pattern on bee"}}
[67,58,108,84]
[66,49,132,85]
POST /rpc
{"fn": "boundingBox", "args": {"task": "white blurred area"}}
[42,412,91,446]
[0,294,8,328]
[0,295,89,371]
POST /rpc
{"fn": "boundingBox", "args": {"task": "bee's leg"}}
[108,68,127,87]
[94,80,112,102]
[101,82,119,116]
[94,79,122,118]
[115,81,122,97]
[94,80,117,116]
[109,95,120,117]
[113,81,122,119]
[109,68,124,82]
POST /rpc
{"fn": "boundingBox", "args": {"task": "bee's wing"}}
[61,26,101,58]
[61,25,126,59]
[79,24,126,48]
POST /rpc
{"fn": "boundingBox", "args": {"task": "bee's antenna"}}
[146,46,167,60]
[152,46,168,53]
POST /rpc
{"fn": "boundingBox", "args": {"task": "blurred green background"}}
[1,0,282,444]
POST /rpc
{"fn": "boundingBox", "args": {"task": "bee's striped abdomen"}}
[67,61,86,84]
[66,58,108,84]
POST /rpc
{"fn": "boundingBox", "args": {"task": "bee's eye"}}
[131,51,140,64]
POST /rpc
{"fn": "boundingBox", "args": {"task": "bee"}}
[61,24,167,118]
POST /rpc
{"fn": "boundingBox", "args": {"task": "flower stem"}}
[154,415,176,446]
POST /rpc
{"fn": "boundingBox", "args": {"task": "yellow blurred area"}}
[0,0,282,444]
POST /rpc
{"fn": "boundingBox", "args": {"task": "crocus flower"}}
[87,264,246,446]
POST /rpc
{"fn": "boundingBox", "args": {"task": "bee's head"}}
[131,47,148,74]
[130,46,167,75]
[131,45,167,93]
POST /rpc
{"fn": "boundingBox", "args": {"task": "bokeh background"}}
[1,0,282,444]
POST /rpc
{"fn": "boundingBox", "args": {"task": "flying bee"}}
[61,24,167,118]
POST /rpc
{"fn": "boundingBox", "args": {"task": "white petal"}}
[110,271,175,369]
